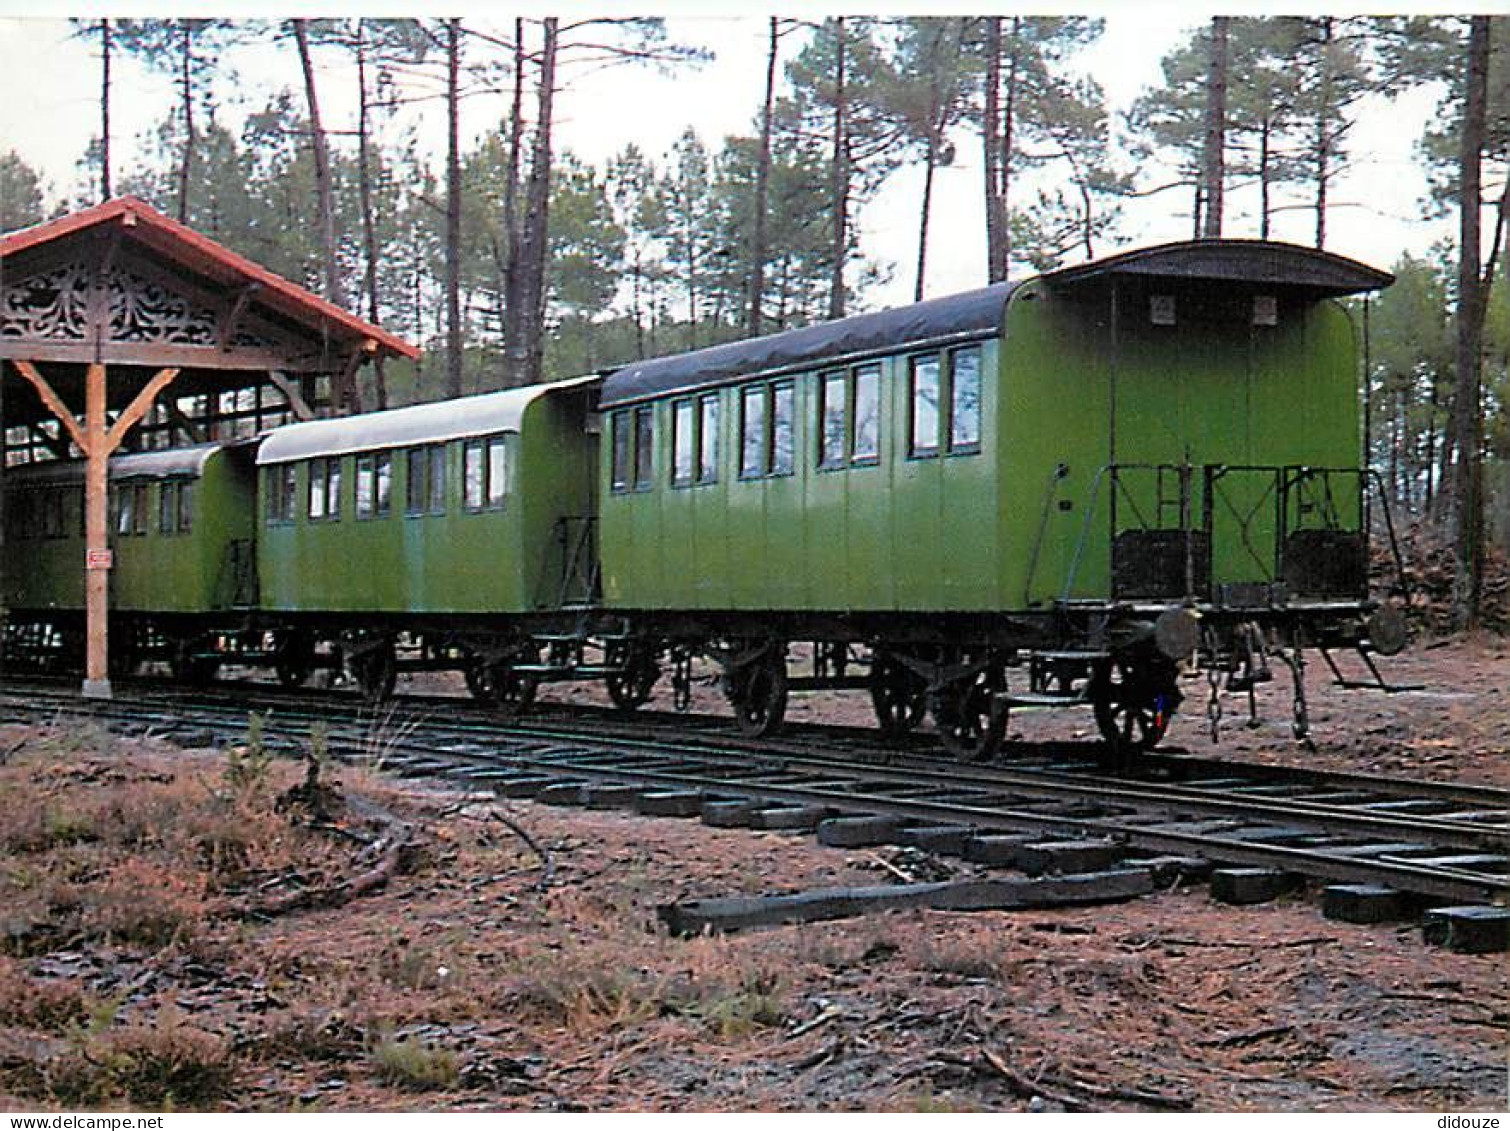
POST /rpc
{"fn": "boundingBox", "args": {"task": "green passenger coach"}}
[596,240,1400,758]
[1,442,257,672]
[253,374,599,698]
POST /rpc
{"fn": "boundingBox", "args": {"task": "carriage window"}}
[610,410,631,491]
[159,481,194,535]
[634,407,655,489]
[308,457,341,521]
[852,365,881,465]
[114,485,134,535]
[357,455,376,519]
[177,482,194,533]
[740,386,766,478]
[910,354,941,457]
[45,489,64,539]
[672,399,695,487]
[463,441,485,510]
[949,346,982,452]
[428,445,446,513]
[160,481,180,534]
[486,438,506,509]
[357,453,392,519]
[464,436,506,512]
[819,372,846,468]
[770,381,795,476]
[405,447,427,515]
[133,484,149,535]
[269,465,296,523]
[697,394,719,484]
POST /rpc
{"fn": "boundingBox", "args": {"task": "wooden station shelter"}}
[0,195,417,697]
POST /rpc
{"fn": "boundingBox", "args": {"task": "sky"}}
[0,3,1480,311]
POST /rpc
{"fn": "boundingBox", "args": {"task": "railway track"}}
[1,675,1506,912]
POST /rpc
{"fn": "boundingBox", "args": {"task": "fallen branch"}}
[459,807,555,890]
[659,870,1153,935]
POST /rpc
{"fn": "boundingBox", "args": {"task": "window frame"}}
[610,410,632,492]
[671,398,696,488]
[633,407,655,490]
[818,371,847,470]
[738,384,767,480]
[307,456,342,522]
[267,464,297,524]
[696,393,719,485]
[946,344,983,456]
[908,353,943,459]
[850,364,881,467]
[462,434,508,513]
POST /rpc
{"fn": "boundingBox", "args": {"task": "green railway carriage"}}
[253,375,600,696]
[1,442,257,668]
[596,239,1398,756]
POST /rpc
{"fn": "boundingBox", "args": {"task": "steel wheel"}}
[172,639,219,686]
[1091,656,1181,753]
[274,633,315,688]
[349,642,397,704]
[729,650,788,737]
[870,653,928,738]
[605,647,659,712]
[928,669,1008,762]
[470,658,537,720]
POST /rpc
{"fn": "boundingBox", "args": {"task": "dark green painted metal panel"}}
[1,447,255,615]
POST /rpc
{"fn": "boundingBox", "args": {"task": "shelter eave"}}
[1,195,419,362]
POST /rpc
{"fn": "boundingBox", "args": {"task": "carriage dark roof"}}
[600,282,1018,407]
[598,240,1392,408]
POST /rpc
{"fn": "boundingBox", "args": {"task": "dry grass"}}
[0,705,1503,1112]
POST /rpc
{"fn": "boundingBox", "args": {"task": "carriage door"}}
[1202,465,1283,605]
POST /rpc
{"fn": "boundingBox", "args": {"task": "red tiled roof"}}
[1,196,419,360]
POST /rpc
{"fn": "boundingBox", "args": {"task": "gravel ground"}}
[0,638,1504,1112]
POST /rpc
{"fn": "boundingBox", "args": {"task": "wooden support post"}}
[9,361,182,699]
[82,362,110,698]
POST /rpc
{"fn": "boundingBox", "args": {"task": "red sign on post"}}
[86,549,113,571]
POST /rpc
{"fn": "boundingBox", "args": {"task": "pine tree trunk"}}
[981,17,1005,283]
[827,17,849,320]
[99,19,112,201]
[747,16,779,335]
[1201,16,1228,239]
[177,20,194,223]
[1449,16,1489,632]
[355,23,386,409]
[1259,114,1272,240]
[517,16,558,386]
[998,20,1019,276]
[1313,18,1333,249]
[294,19,357,412]
[445,18,463,398]
[916,133,938,302]
[501,18,525,377]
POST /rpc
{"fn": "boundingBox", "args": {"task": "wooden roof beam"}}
[9,359,87,453]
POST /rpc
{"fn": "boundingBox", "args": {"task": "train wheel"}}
[729,649,788,737]
[1090,655,1181,755]
[928,670,1008,762]
[870,653,927,738]
[274,633,315,688]
[469,659,537,720]
[606,647,659,712]
[171,639,220,686]
[350,642,397,704]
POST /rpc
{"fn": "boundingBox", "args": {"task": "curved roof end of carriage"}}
[599,239,1392,408]
[256,374,600,465]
